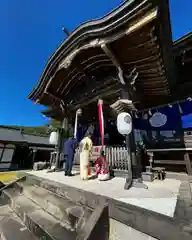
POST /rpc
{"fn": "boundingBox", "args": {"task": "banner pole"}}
[98,99,104,150]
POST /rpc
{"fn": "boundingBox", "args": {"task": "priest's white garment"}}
[79,136,93,180]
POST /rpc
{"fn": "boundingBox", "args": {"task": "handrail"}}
[147,148,192,152]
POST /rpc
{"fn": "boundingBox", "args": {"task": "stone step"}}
[0,176,110,240]
[1,188,77,240]
[16,181,92,231]
[174,181,192,223]
[8,173,192,240]
[183,221,192,237]
[22,174,106,210]
[0,205,36,240]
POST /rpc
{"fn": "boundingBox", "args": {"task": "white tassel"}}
[178,103,183,114]
[148,109,152,116]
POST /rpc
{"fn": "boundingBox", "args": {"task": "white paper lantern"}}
[117,112,132,136]
[49,131,58,145]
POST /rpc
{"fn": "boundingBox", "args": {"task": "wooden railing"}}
[106,147,129,170]
[74,146,129,170]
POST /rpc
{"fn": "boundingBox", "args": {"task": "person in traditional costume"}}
[95,150,110,181]
[79,133,93,180]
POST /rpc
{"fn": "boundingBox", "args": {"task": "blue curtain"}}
[134,100,192,131]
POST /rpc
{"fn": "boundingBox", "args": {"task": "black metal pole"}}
[124,134,133,189]
[119,88,134,189]
[55,128,61,170]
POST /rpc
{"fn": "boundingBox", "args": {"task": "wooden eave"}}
[173,32,192,85]
[173,32,192,64]
[41,107,64,121]
[174,32,192,63]
[173,32,192,55]
[28,0,175,112]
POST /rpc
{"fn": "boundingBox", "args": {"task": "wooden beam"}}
[70,86,121,111]
[137,76,167,82]
[141,88,169,94]
[136,64,163,72]
[120,36,158,52]
[123,54,161,65]
[125,8,158,36]
[65,76,118,102]
[56,68,78,93]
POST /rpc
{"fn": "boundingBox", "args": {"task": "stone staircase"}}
[174,179,192,237]
[183,176,192,235]
[0,176,109,240]
[1,173,192,240]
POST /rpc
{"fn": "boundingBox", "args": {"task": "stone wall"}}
[109,218,157,240]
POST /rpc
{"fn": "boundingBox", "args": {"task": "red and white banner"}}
[98,99,104,149]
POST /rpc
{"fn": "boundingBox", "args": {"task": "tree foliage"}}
[50,119,62,130]
[5,119,62,136]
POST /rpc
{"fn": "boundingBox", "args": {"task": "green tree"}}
[4,119,63,136]
[49,119,62,130]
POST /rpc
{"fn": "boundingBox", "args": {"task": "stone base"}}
[33,162,51,171]
[113,169,127,178]
[141,172,154,182]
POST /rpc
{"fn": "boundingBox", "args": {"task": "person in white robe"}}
[79,133,93,180]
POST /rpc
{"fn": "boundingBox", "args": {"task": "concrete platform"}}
[29,170,181,218]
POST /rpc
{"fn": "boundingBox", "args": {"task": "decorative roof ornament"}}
[59,39,100,69]
[62,27,70,36]
[110,99,136,114]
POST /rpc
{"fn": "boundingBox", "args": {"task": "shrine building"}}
[28,0,192,174]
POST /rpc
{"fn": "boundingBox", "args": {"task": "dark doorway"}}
[10,145,31,170]
[34,150,51,163]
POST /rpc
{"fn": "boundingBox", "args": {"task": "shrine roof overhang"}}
[41,103,116,123]
[173,32,192,55]
[29,0,177,113]
[173,32,192,67]
[41,107,63,121]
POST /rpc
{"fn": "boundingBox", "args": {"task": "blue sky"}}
[0,0,191,126]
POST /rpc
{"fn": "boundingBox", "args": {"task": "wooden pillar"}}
[31,149,37,168]
[62,117,69,133]
[61,117,69,145]
[0,143,4,162]
[56,117,69,169]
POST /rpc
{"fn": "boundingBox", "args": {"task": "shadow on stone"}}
[77,202,109,240]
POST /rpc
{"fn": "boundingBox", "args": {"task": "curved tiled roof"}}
[0,126,53,146]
